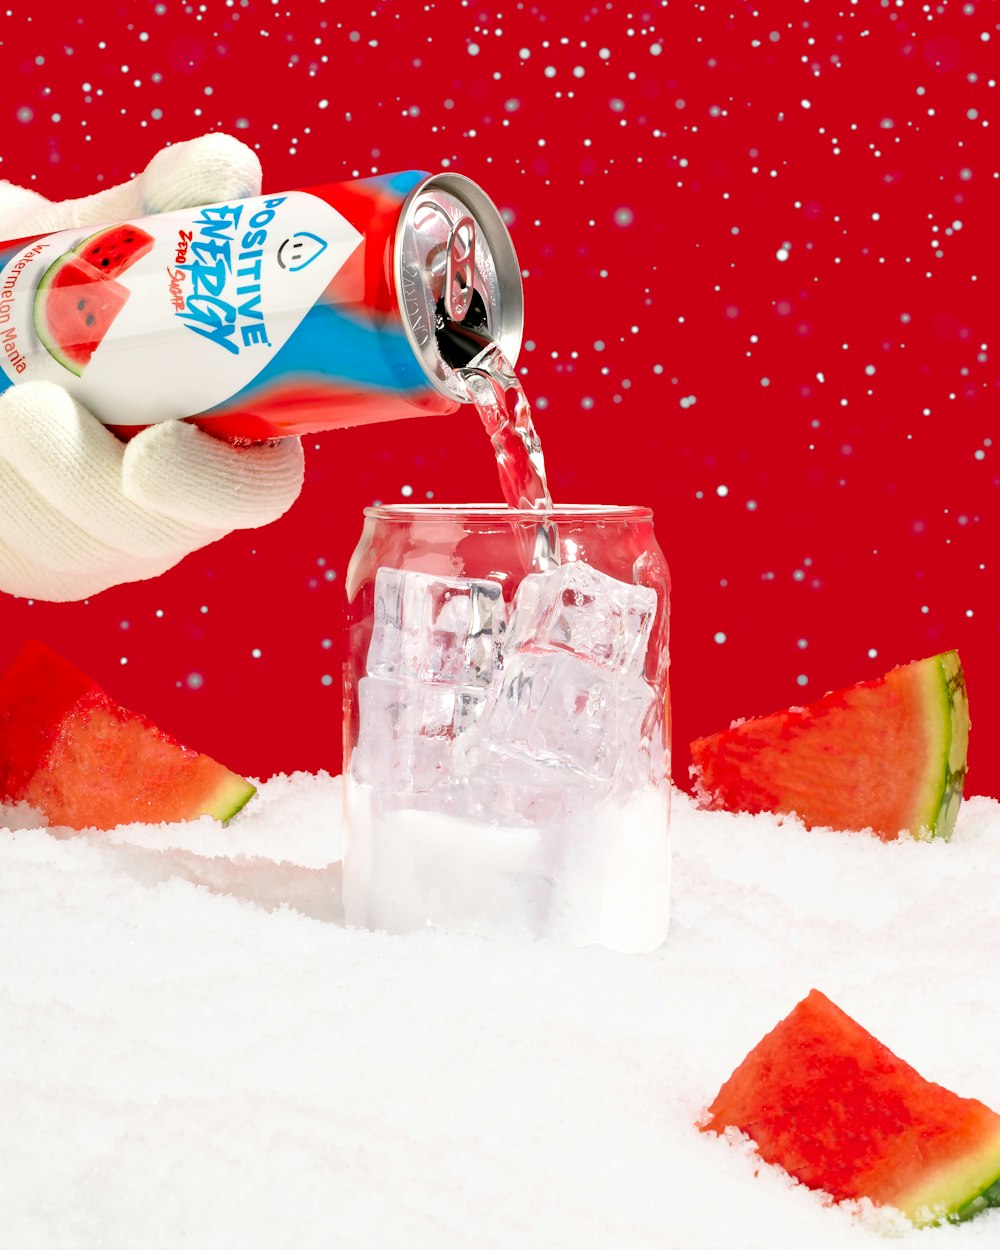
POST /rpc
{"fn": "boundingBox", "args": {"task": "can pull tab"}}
[444,215,476,321]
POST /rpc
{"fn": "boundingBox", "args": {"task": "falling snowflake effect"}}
[0,0,996,793]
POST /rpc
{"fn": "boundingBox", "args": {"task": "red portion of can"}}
[110,380,457,444]
[0,233,50,256]
[312,177,410,316]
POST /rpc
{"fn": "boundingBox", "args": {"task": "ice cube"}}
[458,562,660,823]
[352,674,486,796]
[462,749,597,828]
[477,651,654,783]
[504,561,657,677]
[366,568,506,687]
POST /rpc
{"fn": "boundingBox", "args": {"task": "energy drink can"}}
[0,170,523,440]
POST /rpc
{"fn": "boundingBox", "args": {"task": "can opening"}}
[435,288,493,369]
[396,173,523,401]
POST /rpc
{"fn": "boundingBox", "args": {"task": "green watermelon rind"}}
[953,1172,1000,1222]
[903,1135,1000,1225]
[32,251,87,377]
[907,650,969,841]
[210,773,257,825]
[930,650,970,840]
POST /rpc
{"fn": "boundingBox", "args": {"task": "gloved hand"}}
[0,133,305,602]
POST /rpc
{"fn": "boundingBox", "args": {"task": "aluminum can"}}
[0,171,523,440]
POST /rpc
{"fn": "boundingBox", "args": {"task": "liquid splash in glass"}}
[456,342,559,571]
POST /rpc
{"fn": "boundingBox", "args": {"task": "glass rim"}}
[364,502,654,522]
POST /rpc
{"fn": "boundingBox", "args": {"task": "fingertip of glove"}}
[126,416,204,455]
[123,422,304,530]
[127,419,304,470]
[141,133,263,214]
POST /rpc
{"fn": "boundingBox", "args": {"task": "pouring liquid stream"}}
[455,342,559,572]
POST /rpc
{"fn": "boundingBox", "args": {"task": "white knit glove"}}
[0,133,305,602]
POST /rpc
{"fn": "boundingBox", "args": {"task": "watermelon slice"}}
[74,222,155,279]
[32,254,130,376]
[690,651,969,840]
[701,989,1000,1225]
[0,641,255,830]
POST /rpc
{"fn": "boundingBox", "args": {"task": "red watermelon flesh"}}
[0,641,255,830]
[33,254,130,377]
[701,989,1000,1225]
[690,651,969,840]
[74,222,154,279]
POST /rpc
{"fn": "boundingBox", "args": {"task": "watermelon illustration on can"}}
[0,171,523,441]
[32,225,155,377]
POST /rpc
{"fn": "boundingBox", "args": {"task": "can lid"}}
[395,173,524,402]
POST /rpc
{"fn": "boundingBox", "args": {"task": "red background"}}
[2,1,997,796]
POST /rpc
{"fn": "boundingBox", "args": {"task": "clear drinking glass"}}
[342,504,671,953]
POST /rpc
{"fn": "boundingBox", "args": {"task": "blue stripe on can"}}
[201,298,433,415]
[383,170,426,196]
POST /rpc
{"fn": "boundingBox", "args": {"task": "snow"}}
[2,775,1000,1248]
